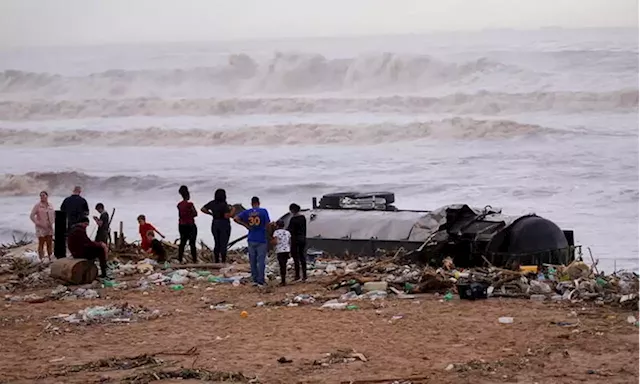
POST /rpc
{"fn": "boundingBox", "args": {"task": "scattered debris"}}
[56,354,164,374]
[51,303,160,324]
[315,253,637,308]
[211,303,235,311]
[293,294,316,305]
[119,368,257,383]
[321,300,348,310]
[313,349,368,366]
[552,321,579,328]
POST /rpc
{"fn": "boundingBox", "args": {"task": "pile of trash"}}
[98,259,253,293]
[0,240,58,291]
[5,284,100,303]
[51,303,161,324]
[452,261,639,307]
[1,268,55,292]
[315,254,638,308]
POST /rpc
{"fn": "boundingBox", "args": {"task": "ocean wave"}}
[0,90,636,120]
[0,171,164,197]
[0,53,525,98]
[0,118,559,147]
[0,171,465,198]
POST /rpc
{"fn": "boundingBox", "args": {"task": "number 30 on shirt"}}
[248,215,261,227]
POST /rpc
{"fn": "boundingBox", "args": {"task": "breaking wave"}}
[0,118,559,147]
[0,53,525,98]
[0,171,164,196]
[0,90,636,120]
[0,171,451,198]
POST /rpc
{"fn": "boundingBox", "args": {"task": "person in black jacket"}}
[60,186,89,230]
[287,203,307,281]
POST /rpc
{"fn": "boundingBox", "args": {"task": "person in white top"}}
[271,220,291,286]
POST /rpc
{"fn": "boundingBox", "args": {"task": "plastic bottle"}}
[404,282,414,293]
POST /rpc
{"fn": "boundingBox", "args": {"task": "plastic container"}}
[321,299,348,310]
[520,265,538,274]
[363,281,388,292]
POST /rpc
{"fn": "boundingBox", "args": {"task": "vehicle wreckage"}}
[278,191,576,268]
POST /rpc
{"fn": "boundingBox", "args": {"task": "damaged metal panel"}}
[301,209,427,241]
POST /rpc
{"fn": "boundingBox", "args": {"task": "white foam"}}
[0,118,559,148]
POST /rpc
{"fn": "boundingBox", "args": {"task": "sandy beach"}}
[1,253,638,384]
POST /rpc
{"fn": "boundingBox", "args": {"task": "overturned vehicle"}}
[279,191,576,268]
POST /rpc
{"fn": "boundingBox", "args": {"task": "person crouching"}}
[272,220,291,286]
[147,230,167,263]
[67,217,109,279]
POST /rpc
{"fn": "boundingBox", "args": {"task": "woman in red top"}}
[177,185,198,263]
[138,214,164,252]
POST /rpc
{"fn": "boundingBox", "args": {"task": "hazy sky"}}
[0,0,637,47]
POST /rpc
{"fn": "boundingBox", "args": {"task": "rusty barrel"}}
[50,258,98,285]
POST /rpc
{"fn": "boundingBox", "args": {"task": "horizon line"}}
[1,26,636,51]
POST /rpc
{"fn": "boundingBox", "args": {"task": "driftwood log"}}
[50,258,98,285]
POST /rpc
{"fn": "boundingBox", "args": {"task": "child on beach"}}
[93,203,110,245]
[138,214,165,253]
[272,220,291,286]
[147,230,167,263]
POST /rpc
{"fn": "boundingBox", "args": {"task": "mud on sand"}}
[1,280,638,384]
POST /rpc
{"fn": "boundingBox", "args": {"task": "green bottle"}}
[444,291,453,301]
[170,284,184,291]
[404,282,414,293]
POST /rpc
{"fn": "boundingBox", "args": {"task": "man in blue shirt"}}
[234,196,270,286]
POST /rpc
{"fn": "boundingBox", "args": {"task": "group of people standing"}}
[161,186,234,264]
[29,185,309,286]
[29,186,110,279]
[166,186,308,286]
